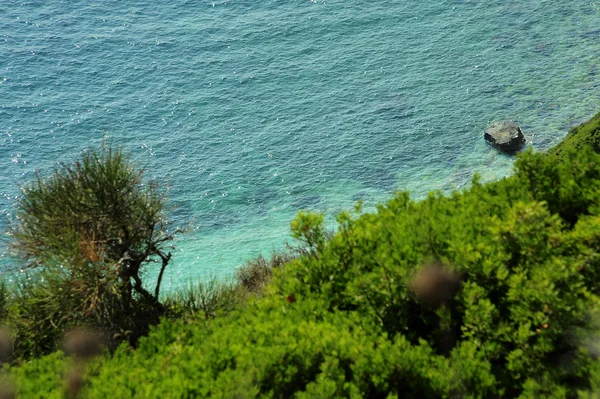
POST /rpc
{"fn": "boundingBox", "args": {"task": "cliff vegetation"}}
[2,112,600,398]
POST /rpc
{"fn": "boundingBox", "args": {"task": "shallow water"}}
[1,1,599,288]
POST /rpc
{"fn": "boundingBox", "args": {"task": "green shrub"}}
[164,278,246,319]
[236,250,298,294]
[7,351,70,398]
[273,146,600,397]
[236,224,333,295]
[65,302,495,398]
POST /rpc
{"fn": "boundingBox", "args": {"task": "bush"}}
[236,250,298,294]
[273,146,600,396]
[43,303,496,398]
[235,221,334,295]
[164,278,246,319]
[7,146,180,357]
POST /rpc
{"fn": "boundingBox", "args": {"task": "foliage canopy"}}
[6,112,600,397]
[7,147,179,356]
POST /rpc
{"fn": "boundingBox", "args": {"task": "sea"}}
[1,0,599,289]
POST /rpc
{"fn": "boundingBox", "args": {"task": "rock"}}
[484,121,526,153]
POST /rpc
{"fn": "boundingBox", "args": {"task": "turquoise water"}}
[1,1,599,288]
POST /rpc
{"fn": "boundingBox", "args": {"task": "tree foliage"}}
[7,147,179,356]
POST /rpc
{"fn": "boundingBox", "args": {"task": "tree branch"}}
[131,273,155,304]
[154,251,172,300]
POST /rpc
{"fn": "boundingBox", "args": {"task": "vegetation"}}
[5,147,180,357]
[2,112,600,398]
[548,112,600,160]
[163,278,246,320]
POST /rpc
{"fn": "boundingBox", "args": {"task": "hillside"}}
[548,112,600,160]
[6,112,600,398]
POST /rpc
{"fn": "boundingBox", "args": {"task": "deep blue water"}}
[1,1,599,288]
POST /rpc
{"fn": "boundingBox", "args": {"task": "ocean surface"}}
[1,1,599,288]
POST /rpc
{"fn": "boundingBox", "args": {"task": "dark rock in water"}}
[484,121,526,153]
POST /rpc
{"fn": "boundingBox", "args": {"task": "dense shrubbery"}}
[4,112,600,397]
[274,150,600,397]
